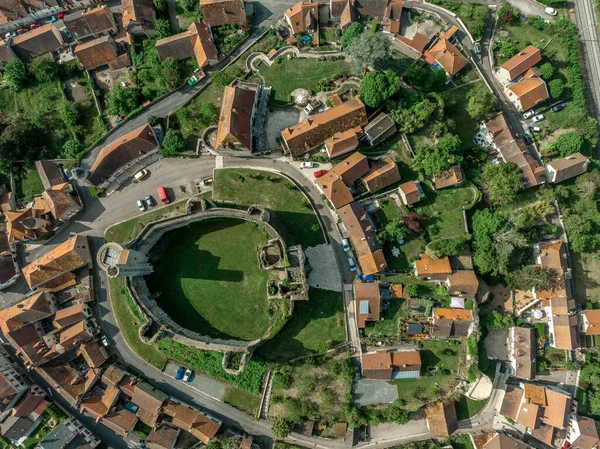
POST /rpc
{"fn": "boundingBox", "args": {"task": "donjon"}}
[97,242,153,278]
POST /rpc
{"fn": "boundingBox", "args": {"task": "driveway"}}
[353,380,399,406]
[164,362,226,401]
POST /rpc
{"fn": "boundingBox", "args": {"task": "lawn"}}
[223,386,261,416]
[572,250,600,304]
[377,199,401,226]
[456,396,487,420]
[319,28,341,44]
[213,168,325,248]
[364,298,405,338]
[146,218,271,341]
[18,169,45,202]
[104,196,199,243]
[256,57,351,104]
[441,84,482,150]
[390,339,463,410]
[108,278,167,368]
[256,288,345,361]
[384,236,426,273]
[418,184,474,239]
[22,419,52,449]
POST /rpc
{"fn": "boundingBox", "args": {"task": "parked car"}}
[188,75,200,86]
[59,27,72,39]
[532,114,545,123]
[300,161,314,168]
[314,169,327,178]
[342,238,350,252]
[43,15,56,23]
[500,362,507,373]
[183,369,193,382]
[145,195,156,207]
[551,102,567,112]
[57,11,65,19]
[175,367,185,380]
[358,274,375,281]
[523,133,533,145]
[523,109,535,119]
[348,257,356,272]
[134,169,148,181]
[354,366,361,380]
[203,177,213,186]
[157,186,169,204]
[30,23,40,29]
[545,6,557,15]
[303,103,314,115]
[529,126,541,133]
[100,335,109,347]
[137,200,146,211]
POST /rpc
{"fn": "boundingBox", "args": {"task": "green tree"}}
[539,62,554,79]
[153,0,166,10]
[377,219,408,243]
[390,97,436,134]
[466,83,498,120]
[346,31,389,74]
[59,100,80,129]
[62,139,82,159]
[179,0,198,10]
[29,56,58,82]
[500,41,518,60]
[0,121,45,174]
[272,418,293,439]
[360,69,400,107]
[466,336,477,356]
[106,85,139,116]
[507,265,550,291]
[154,18,172,40]
[341,22,364,50]
[483,310,514,329]
[404,284,419,297]
[405,65,428,89]
[518,200,554,219]
[563,213,599,252]
[3,59,28,89]
[480,162,522,207]
[554,131,584,157]
[161,57,182,90]
[413,134,463,176]
[426,234,470,258]
[548,78,565,98]
[161,129,187,156]
[426,69,448,92]
[575,170,600,198]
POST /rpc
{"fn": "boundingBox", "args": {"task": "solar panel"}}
[359,300,369,315]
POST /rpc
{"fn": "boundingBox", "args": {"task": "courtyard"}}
[146,218,273,341]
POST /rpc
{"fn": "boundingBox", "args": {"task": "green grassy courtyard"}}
[18,169,45,203]
[390,339,463,409]
[213,168,325,248]
[257,288,345,361]
[146,218,271,341]
[255,57,351,104]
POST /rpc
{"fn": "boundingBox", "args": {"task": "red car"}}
[57,12,64,19]
[314,169,328,178]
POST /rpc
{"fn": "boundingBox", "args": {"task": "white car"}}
[544,6,557,15]
[300,162,314,169]
[532,114,545,123]
[342,238,350,252]
[303,103,314,115]
[348,257,356,272]
[137,200,146,211]
[100,335,109,347]
[523,109,535,119]
[183,369,193,382]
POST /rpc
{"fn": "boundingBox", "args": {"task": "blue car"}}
[551,103,567,112]
[175,367,185,380]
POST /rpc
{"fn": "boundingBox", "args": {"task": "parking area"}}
[163,361,227,401]
[484,328,510,361]
[264,106,300,149]
[352,379,398,406]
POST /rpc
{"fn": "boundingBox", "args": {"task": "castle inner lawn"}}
[146,218,271,341]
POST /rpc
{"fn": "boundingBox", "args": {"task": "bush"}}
[404,284,419,297]
[548,78,565,98]
[341,22,364,49]
[161,129,186,156]
[272,418,293,439]
[3,59,27,89]
[554,131,584,157]
[89,186,106,198]
[539,62,554,79]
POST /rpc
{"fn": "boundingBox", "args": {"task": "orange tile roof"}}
[361,158,401,193]
[281,98,367,157]
[324,127,361,159]
[354,280,380,328]
[507,74,549,111]
[338,202,387,275]
[585,310,600,335]
[398,181,421,205]
[284,1,318,35]
[200,0,246,26]
[433,307,473,321]
[500,46,542,81]
[74,36,118,70]
[361,350,392,379]
[433,165,464,189]
[426,402,458,436]
[317,152,369,209]
[415,253,451,277]
[216,85,257,152]
[447,270,479,298]
[22,235,89,289]
[428,37,468,75]
[543,388,571,429]
[53,303,87,329]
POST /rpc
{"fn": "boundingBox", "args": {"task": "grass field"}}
[390,339,462,409]
[256,57,351,104]
[456,396,487,420]
[364,298,405,338]
[257,288,345,361]
[108,277,166,368]
[419,184,474,239]
[213,168,325,248]
[223,386,261,415]
[572,250,600,304]
[18,169,45,202]
[104,195,209,243]
[146,218,271,341]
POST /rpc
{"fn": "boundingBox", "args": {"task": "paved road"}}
[438,0,547,16]
[573,0,600,157]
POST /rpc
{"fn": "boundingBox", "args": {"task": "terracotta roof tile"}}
[75,36,119,70]
[415,254,452,277]
[428,37,467,75]
[216,84,257,152]
[64,7,115,40]
[398,181,421,205]
[354,280,380,328]
[200,0,246,26]
[507,75,549,111]
[11,23,62,61]
[361,158,400,193]
[426,402,458,436]
[547,153,589,183]
[433,165,464,189]
[500,46,542,81]
[447,270,479,298]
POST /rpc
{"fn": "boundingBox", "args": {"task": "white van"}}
[544,6,557,15]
